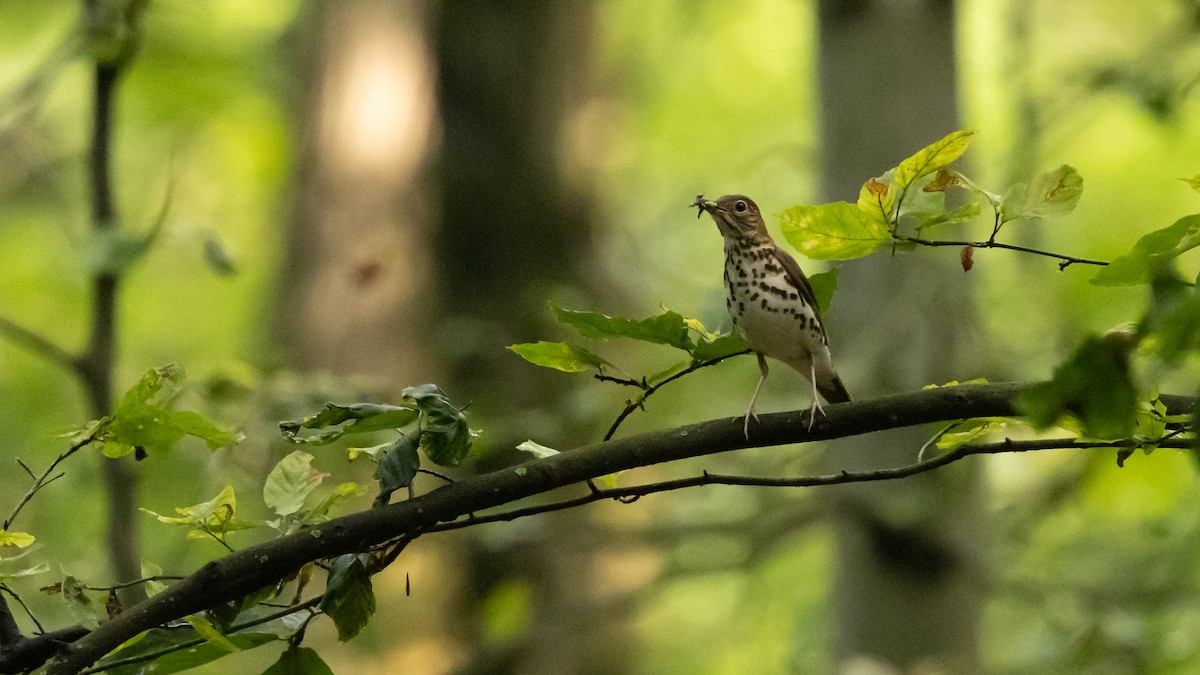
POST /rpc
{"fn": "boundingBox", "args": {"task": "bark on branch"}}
[41,382,1194,674]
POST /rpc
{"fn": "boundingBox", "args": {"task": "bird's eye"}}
[734,200,748,213]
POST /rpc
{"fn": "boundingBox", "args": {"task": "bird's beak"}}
[692,195,718,219]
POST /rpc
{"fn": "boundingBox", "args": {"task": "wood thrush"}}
[694,194,851,435]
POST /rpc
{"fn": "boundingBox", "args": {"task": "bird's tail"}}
[818,374,852,404]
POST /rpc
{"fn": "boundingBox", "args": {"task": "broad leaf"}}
[184,614,240,654]
[856,177,895,223]
[690,331,749,362]
[301,482,366,525]
[101,364,240,457]
[0,530,35,548]
[263,451,329,517]
[1091,214,1200,286]
[910,202,982,233]
[508,341,609,373]
[1000,165,1083,223]
[808,268,838,315]
[550,304,694,350]
[262,647,335,675]
[280,402,418,445]
[894,130,974,193]
[142,485,255,542]
[1018,333,1137,439]
[321,554,376,641]
[374,432,420,507]
[403,385,473,466]
[779,201,891,260]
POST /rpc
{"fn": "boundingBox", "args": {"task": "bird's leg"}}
[807,360,827,431]
[743,352,769,438]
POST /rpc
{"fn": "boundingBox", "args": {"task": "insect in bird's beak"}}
[693,194,715,219]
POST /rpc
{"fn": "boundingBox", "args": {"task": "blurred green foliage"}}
[1,0,1200,673]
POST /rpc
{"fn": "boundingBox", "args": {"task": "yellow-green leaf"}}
[508,341,609,373]
[779,202,891,260]
[0,530,35,549]
[894,130,974,193]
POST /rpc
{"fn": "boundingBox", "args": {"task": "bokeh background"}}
[3,0,1200,673]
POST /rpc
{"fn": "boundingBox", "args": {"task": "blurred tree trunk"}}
[815,1,986,672]
[275,0,440,386]
[280,2,613,673]
[431,4,617,674]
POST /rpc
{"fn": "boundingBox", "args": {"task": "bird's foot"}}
[742,407,760,439]
[807,397,827,432]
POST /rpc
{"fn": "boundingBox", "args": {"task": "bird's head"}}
[693,194,769,242]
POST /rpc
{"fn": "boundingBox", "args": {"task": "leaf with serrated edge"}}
[780,202,891,260]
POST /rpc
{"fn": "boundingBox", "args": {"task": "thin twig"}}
[896,233,1109,268]
[425,435,1192,533]
[5,433,101,530]
[0,585,44,635]
[601,349,752,441]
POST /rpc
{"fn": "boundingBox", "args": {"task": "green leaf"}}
[142,485,256,542]
[856,177,895,223]
[549,304,694,350]
[184,614,240,654]
[403,385,473,466]
[999,165,1083,223]
[321,554,376,641]
[0,530,35,548]
[779,201,891,260]
[808,268,838,316]
[264,451,329,517]
[910,202,982,233]
[1018,333,1137,439]
[301,482,366,526]
[167,411,242,450]
[508,341,609,373]
[894,130,974,193]
[690,331,749,362]
[98,628,278,675]
[101,364,240,456]
[61,575,98,627]
[1091,214,1200,286]
[515,440,559,458]
[279,402,419,445]
[1142,271,1200,363]
[374,433,420,507]
[262,647,335,675]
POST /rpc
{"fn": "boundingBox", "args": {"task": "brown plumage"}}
[694,194,851,434]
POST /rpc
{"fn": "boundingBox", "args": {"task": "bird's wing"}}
[772,246,825,325]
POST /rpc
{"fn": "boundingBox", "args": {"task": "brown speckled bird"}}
[695,194,851,435]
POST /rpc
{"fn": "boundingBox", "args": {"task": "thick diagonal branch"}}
[44,383,1194,674]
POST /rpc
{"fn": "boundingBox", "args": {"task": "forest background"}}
[2,1,1200,673]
